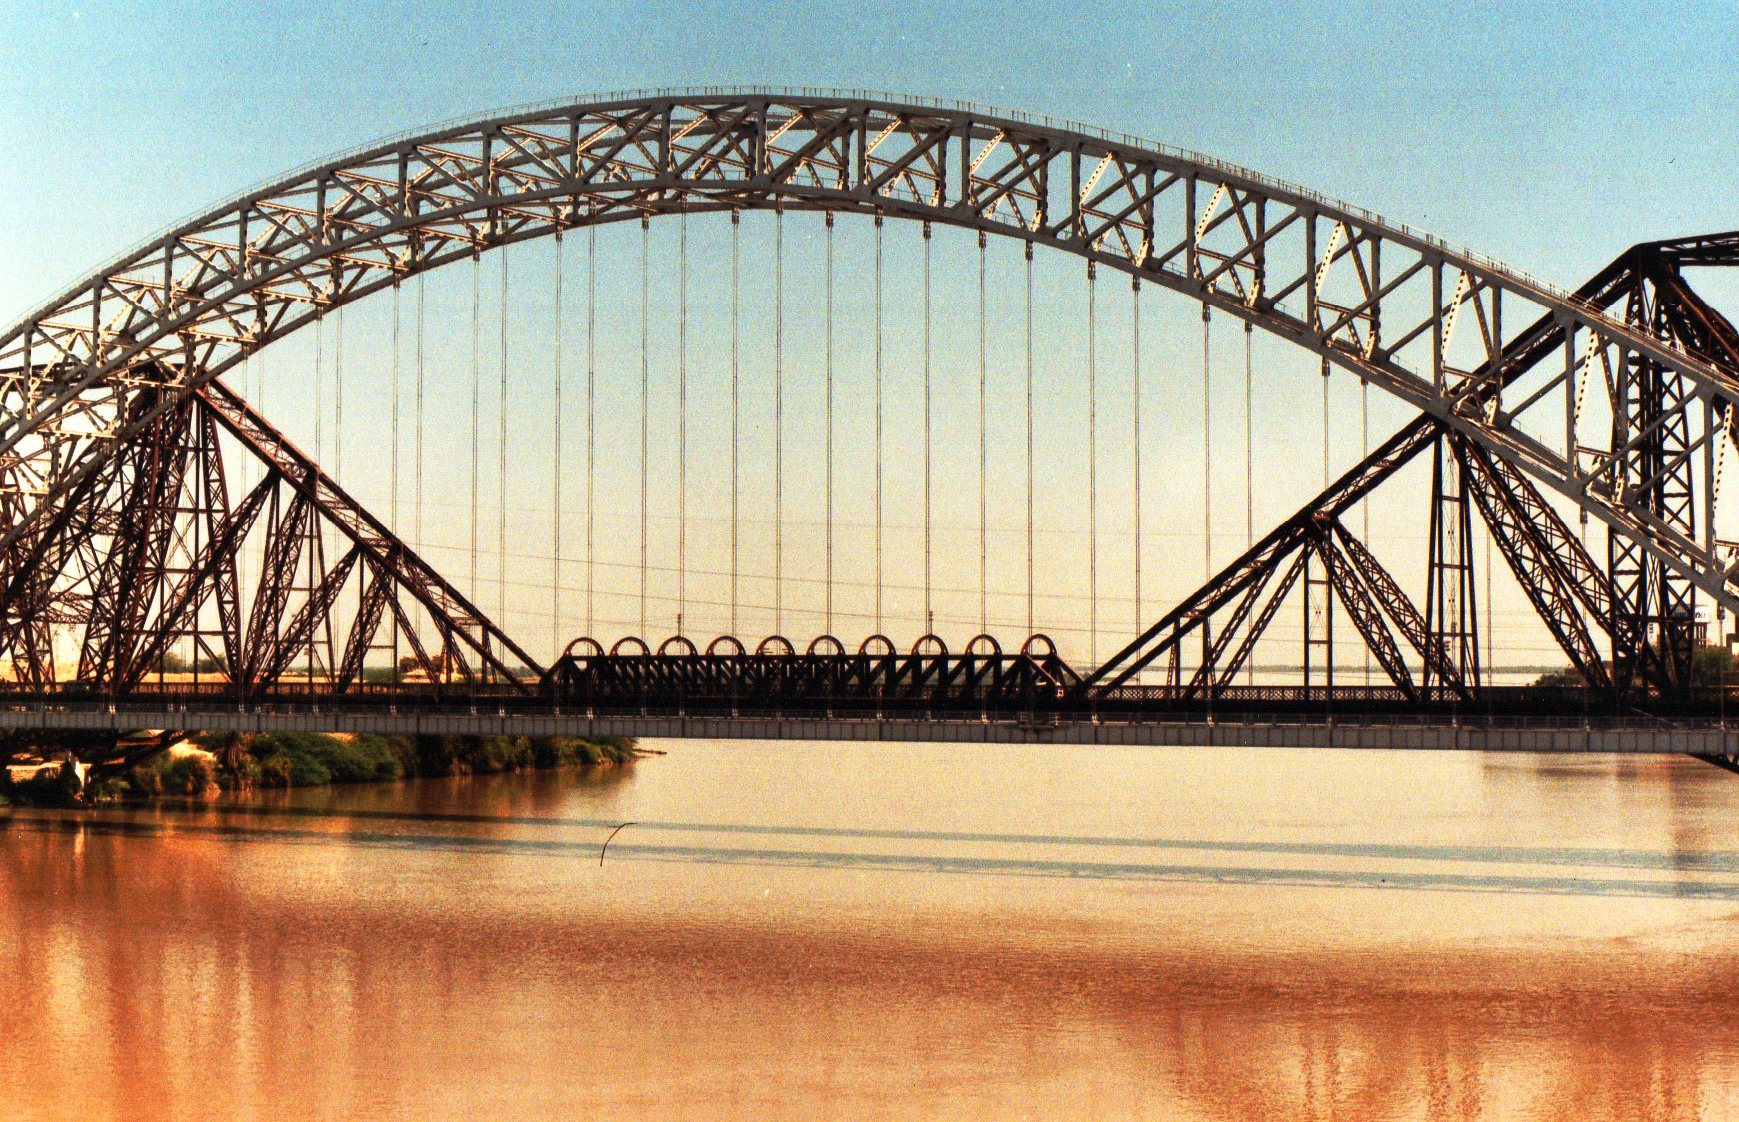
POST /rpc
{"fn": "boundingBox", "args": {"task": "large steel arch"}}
[4,84,1738,638]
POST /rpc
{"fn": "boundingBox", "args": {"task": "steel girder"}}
[1,89,1736,637]
[542,644,1082,711]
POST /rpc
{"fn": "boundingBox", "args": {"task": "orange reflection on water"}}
[3,744,1739,1120]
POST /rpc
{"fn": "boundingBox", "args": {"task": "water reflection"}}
[3,744,1738,1120]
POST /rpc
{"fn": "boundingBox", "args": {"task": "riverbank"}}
[2,732,644,806]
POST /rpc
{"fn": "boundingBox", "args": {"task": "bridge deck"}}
[1,698,1735,755]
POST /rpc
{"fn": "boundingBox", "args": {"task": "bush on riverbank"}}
[179,731,639,790]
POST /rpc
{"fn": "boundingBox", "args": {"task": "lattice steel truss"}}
[0,89,1735,698]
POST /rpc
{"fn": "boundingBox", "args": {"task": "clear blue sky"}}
[1,1,1734,661]
[2,0,1733,321]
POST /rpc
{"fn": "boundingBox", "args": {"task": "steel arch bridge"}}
[3,87,1738,751]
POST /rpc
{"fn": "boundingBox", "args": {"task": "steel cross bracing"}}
[3,90,1739,631]
[1088,232,1739,698]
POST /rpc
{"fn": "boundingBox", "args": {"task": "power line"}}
[1025,241,1035,637]
[977,229,988,635]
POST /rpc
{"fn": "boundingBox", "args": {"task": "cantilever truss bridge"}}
[4,88,1739,753]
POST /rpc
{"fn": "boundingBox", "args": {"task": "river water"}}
[3,741,1738,1120]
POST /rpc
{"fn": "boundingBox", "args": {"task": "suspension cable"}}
[875,213,884,635]
[470,252,481,602]
[978,230,988,635]
[775,207,785,635]
[923,219,933,635]
[1132,275,1142,636]
[1087,259,1098,666]
[1025,241,1035,637]
[730,210,741,636]
[499,248,510,637]
[825,210,836,635]
[639,214,650,637]
[586,220,597,638]
[552,230,564,655]
[678,206,689,635]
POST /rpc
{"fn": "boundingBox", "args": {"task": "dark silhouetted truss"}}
[0,89,1736,715]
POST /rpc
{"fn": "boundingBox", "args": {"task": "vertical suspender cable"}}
[824,211,836,635]
[499,249,510,637]
[775,208,785,635]
[874,214,884,635]
[1202,308,1212,693]
[552,230,564,654]
[1087,260,1098,666]
[586,220,597,638]
[1322,360,1331,488]
[1363,378,1372,685]
[333,306,344,480]
[415,273,425,558]
[730,211,740,636]
[1244,324,1253,551]
[313,311,323,467]
[1132,277,1142,636]
[678,208,689,635]
[1246,322,1254,685]
[391,285,401,537]
[978,231,988,635]
[391,280,401,678]
[923,220,934,635]
[1025,242,1035,638]
[1202,309,1212,582]
[470,253,481,602]
[639,215,650,637]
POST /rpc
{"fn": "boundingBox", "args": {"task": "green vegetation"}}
[1531,643,1737,688]
[119,731,640,794]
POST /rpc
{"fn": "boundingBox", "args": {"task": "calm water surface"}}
[4,741,1739,1120]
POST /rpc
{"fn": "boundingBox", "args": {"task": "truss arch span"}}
[4,86,1737,618]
